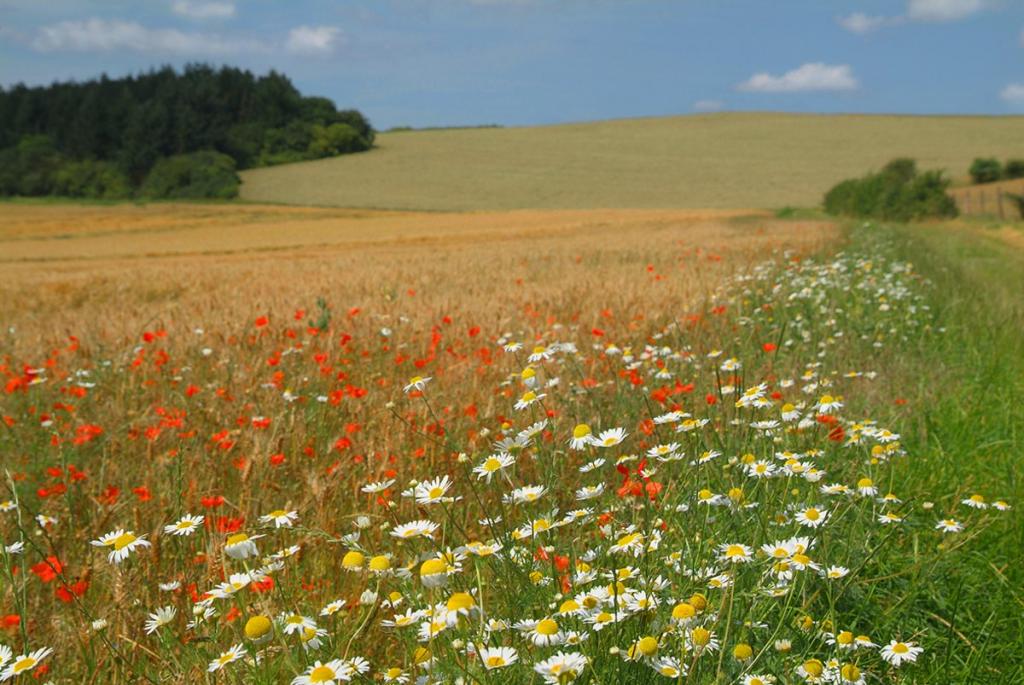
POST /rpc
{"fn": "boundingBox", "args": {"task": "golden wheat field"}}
[239,113,1024,211]
[0,203,832,354]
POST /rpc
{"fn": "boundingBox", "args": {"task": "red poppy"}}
[31,557,63,583]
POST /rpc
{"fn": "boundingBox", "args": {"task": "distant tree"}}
[824,158,957,222]
[308,123,364,157]
[1004,159,1024,180]
[882,158,917,183]
[53,160,131,199]
[969,158,1002,184]
[0,64,375,198]
[139,150,240,200]
[11,135,63,196]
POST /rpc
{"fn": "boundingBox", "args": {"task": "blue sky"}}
[1,0,1022,129]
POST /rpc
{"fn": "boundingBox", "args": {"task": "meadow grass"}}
[239,113,1024,211]
[831,220,1024,682]
[0,206,1020,684]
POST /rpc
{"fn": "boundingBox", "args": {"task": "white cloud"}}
[737,63,858,93]
[285,25,342,54]
[31,18,257,54]
[1000,83,1024,104]
[840,1,987,34]
[838,13,898,34]
[171,1,236,20]
[693,99,724,112]
[906,0,985,22]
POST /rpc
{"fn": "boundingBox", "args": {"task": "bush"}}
[308,123,364,158]
[53,160,131,199]
[139,150,240,199]
[0,135,64,196]
[969,157,1002,184]
[824,158,957,222]
[1004,159,1024,180]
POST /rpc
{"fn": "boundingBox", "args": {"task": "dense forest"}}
[0,64,375,199]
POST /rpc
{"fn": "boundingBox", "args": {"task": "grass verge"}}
[847,219,1023,682]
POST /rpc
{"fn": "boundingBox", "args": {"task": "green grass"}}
[839,220,1024,682]
[239,113,1024,211]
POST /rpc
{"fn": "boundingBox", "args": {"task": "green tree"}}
[969,158,1002,184]
[139,150,240,199]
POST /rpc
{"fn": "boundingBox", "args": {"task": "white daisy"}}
[90,529,151,564]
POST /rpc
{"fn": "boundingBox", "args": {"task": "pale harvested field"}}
[240,112,1024,210]
[0,203,835,355]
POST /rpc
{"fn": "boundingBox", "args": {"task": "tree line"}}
[823,158,958,222]
[0,64,375,199]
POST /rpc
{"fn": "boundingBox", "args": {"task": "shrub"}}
[969,157,1002,184]
[823,158,957,221]
[308,123,364,158]
[139,150,240,200]
[1004,159,1024,180]
[53,160,131,199]
[0,135,64,196]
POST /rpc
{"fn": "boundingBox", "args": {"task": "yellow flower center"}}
[691,627,711,646]
[840,664,861,682]
[112,532,137,550]
[420,559,446,576]
[837,630,854,644]
[638,636,658,656]
[672,602,696,620]
[804,508,820,521]
[803,659,823,677]
[616,533,639,548]
[892,642,909,654]
[447,592,474,612]
[226,533,248,546]
[12,657,36,673]
[572,423,591,438]
[486,656,506,667]
[535,618,559,635]
[244,615,272,639]
[342,551,365,568]
[309,665,336,683]
[369,555,391,571]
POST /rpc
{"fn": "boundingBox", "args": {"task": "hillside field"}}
[240,112,1024,210]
